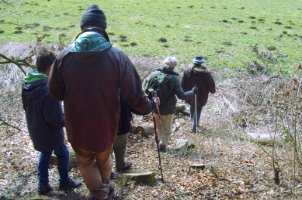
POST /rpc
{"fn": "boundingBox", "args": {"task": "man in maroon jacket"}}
[48,4,157,200]
[181,55,216,132]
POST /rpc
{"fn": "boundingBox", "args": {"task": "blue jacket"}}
[22,71,65,152]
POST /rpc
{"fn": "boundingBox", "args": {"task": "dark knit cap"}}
[80,4,107,28]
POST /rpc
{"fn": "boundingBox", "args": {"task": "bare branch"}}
[0,53,35,75]
[0,117,21,132]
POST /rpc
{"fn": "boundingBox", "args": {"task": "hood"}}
[192,66,209,74]
[24,71,48,84]
[69,31,112,52]
[23,71,48,98]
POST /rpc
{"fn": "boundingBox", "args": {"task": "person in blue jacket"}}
[22,49,81,195]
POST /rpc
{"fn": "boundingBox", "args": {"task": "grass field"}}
[0,0,301,71]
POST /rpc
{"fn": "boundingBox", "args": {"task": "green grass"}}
[0,0,301,70]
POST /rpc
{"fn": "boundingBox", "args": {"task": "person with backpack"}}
[181,55,216,132]
[145,56,197,152]
[48,5,159,200]
[22,49,81,195]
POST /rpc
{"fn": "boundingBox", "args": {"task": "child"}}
[22,49,81,195]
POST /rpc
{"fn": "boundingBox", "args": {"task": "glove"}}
[153,97,160,106]
[192,85,198,94]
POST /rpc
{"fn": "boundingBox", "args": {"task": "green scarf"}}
[69,31,112,52]
[24,71,48,84]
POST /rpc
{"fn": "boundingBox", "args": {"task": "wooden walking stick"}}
[195,93,198,133]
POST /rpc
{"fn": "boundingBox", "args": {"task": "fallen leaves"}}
[1,44,302,199]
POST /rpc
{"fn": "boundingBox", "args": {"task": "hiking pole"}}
[150,90,164,183]
[195,93,198,133]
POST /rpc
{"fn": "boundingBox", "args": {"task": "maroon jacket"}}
[48,47,152,152]
[181,66,216,107]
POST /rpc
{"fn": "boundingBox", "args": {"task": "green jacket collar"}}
[24,71,48,84]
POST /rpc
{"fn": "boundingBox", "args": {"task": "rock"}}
[189,163,205,172]
[121,169,155,185]
[174,139,195,151]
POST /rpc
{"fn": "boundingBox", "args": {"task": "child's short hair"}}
[36,49,56,73]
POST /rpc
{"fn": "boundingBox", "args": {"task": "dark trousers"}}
[37,144,70,185]
[189,105,202,131]
[113,133,129,171]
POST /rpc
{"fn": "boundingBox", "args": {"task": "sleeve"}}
[206,73,216,94]
[121,96,144,116]
[47,50,67,101]
[43,94,65,128]
[129,106,145,116]
[118,52,153,115]
[174,76,194,100]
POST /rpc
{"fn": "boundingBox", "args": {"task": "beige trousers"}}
[155,113,175,146]
[72,144,113,200]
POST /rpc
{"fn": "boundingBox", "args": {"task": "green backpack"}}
[145,71,170,104]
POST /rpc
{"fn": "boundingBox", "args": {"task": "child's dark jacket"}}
[22,71,64,152]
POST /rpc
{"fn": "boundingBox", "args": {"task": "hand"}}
[192,85,198,94]
[153,97,160,106]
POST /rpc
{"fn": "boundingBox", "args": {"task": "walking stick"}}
[150,90,164,183]
[195,93,198,133]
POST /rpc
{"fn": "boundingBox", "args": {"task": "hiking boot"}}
[106,183,115,199]
[88,183,114,200]
[38,183,53,195]
[59,179,82,191]
[117,161,132,172]
[109,183,114,195]
[159,144,167,152]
